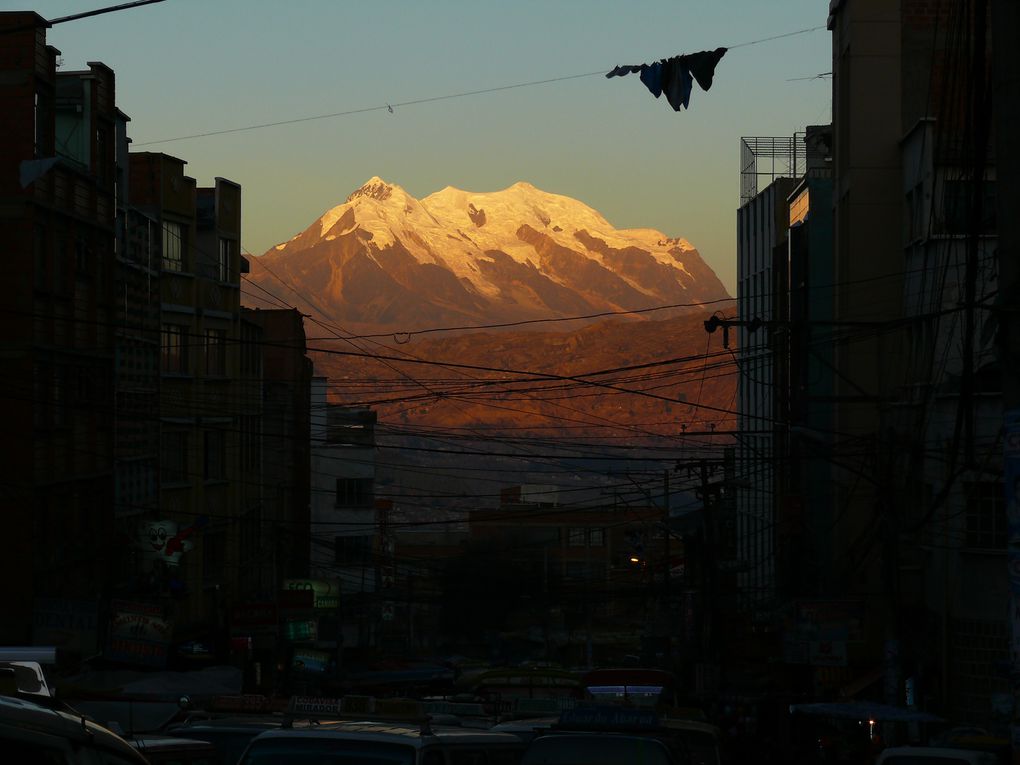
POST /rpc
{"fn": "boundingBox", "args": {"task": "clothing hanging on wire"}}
[606,47,727,111]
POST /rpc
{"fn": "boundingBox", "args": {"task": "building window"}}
[565,561,588,581]
[218,238,234,282]
[204,328,226,377]
[34,224,47,290]
[203,531,226,586]
[589,527,605,547]
[334,535,372,565]
[240,321,262,377]
[74,238,89,277]
[161,324,188,374]
[162,221,184,272]
[161,431,189,485]
[204,429,226,481]
[568,527,587,547]
[336,477,373,507]
[50,365,67,429]
[965,481,1006,550]
[239,414,261,472]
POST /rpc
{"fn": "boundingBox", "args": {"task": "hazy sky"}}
[26,0,831,294]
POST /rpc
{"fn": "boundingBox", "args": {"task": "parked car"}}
[522,732,676,765]
[0,692,147,765]
[877,746,1003,765]
[164,715,297,765]
[659,718,721,765]
[490,717,559,744]
[129,734,220,765]
[239,720,526,764]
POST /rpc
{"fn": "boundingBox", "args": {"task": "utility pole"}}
[699,460,717,679]
[991,0,1020,755]
[585,531,593,669]
[663,470,671,664]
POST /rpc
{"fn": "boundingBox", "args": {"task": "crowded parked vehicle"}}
[0,691,148,765]
[239,722,526,765]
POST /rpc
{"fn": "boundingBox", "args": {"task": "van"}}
[659,718,721,765]
[164,715,292,765]
[0,693,147,765]
[876,746,1003,765]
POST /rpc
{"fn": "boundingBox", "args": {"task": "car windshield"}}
[523,735,673,765]
[174,730,262,765]
[241,737,416,765]
[884,758,977,765]
[669,731,718,765]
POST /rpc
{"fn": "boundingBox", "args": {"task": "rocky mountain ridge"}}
[246,178,729,333]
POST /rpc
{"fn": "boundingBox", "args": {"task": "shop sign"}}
[283,618,317,642]
[794,599,864,643]
[33,598,99,656]
[230,601,278,636]
[291,649,331,674]
[106,600,172,668]
[282,579,339,610]
[289,696,342,715]
[809,640,848,667]
[278,588,314,614]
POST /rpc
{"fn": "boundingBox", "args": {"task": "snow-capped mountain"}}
[247,177,729,332]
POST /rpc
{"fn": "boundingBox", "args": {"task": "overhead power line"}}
[134,24,826,146]
[50,0,167,25]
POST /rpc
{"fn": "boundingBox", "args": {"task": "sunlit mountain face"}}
[245,178,735,445]
[247,177,729,333]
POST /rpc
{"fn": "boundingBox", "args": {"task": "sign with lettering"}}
[289,696,342,716]
[230,601,278,636]
[283,579,340,610]
[559,705,659,730]
[33,598,99,656]
[809,640,848,667]
[105,600,172,668]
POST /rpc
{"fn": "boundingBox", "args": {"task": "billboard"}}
[105,600,172,668]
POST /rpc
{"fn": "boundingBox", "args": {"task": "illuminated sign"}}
[283,579,340,610]
[292,649,331,674]
[560,706,660,729]
[282,619,317,642]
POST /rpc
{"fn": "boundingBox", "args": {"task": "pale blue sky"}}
[22,0,831,293]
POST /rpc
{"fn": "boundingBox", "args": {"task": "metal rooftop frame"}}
[740,133,806,205]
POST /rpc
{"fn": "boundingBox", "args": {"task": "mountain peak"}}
[346,176,401,204]
[255,179,730,332]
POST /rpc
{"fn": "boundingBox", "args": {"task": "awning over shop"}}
[789,701,944,723]
[59,665,243,700]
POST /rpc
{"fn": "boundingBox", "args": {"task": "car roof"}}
[0,694,148,763]
[525,733,674,764]
[253,721,524,748]
[168,715,287,730]
[879,747,1000,759]
[659,719,721,736]
[131,734,218,750]
[491,717,559,732]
